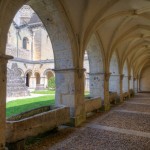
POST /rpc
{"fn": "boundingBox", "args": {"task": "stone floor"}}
[26,93,150,150]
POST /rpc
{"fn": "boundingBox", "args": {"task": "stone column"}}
[30,76,36,89]
[119,74,124,102]
[104,73,111,110]
[0,54,13,150]
[54,68,86,126]
[40,76,46,88]
[130,76,134,89]
[133,78,138,93]
[128,76,131,98]
[137,76,140,92]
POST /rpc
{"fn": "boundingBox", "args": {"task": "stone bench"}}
[123,92,129,100]
[109,92,118,104]
[6,105,70,149]
[85,97,102,114]
[129,89,134,97]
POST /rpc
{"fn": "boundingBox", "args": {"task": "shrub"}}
[48,77,55,90]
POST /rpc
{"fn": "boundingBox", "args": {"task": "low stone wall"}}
[6,105,70,143]
[109,92,118,103]
[129,89,134,97]
[85,97,102,113]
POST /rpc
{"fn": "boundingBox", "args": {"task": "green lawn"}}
[31,90,55,94]
[6,90,90,118]
[6,95,55,118]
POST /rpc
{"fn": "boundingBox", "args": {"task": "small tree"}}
[48,77,55,90]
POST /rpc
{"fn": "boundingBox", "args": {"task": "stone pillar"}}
[0,54,13,150]
[128,76,131,98]
[137,76,140,92]
[30,76,36,89]
[119,74,124,102]
[123,75,128,92]
[130,76,134,89]
[40,76,46,88]
[133,78,138,93]
[104,73,111,110]
[44,76,48,88]
[54,68,86,126]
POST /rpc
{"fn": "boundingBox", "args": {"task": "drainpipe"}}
[16,30,19,58]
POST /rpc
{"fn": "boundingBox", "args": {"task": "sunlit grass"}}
[6,95,55,118]
[31,90,55,94]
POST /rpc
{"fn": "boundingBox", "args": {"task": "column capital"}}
[128,75,131,80]
[104,72,111,81]
[53,68,86,78]
[120,74,124,80]
[133,77,137,81]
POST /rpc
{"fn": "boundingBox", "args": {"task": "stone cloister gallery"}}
[0,0,150,150]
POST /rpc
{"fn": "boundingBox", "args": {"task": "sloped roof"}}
[28,13,41,24]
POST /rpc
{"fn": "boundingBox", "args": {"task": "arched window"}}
[23,37,28,49]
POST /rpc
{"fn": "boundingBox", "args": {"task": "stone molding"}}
[0,54,13,64]
[53,68,86,78]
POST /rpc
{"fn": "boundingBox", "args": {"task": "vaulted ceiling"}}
[1,0,150,77]
[60,0,150,75]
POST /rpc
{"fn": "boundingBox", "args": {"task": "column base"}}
[69,115,86,127]
[100,104,110,111]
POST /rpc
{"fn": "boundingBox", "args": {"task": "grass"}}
[31,90,55,94]
[6,95,55,118]
[6,90,90,118]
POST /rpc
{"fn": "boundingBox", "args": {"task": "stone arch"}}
[109,52,120,93]
[43,69,55,77]
[3,1,77,105]
[85,34,105,99]
[27,1,74,69]
[25,70,32,87]
[43,69,55,88]
[34,72,40,85]
[123,60,128,92]
[22,37,29,49]
[83,51,90,93]
[130,68,134,89]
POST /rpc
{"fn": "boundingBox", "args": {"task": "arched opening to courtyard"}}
[109,52,120,103]
[35,72,40,85]
[5,3,66,120]
[25,71,32,87]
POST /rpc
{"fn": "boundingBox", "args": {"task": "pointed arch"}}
[123,60,129,92]
[84,34,105,98]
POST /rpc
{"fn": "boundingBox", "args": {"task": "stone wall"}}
[140,66,150,91]
[7,63,30,97]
